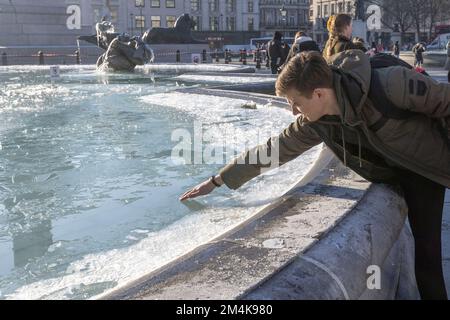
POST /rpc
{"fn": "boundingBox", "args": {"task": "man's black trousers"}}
[395,169,448,300]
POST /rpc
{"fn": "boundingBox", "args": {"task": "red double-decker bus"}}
[434,24,450,36]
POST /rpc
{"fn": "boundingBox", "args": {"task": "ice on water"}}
[0,67,321,300]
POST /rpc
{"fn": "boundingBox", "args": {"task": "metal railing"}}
[0,48,267,66]
[1,51,81,66]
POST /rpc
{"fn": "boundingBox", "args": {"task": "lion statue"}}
[142,14,206,44]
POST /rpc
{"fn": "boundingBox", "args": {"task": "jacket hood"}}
[328,50,372,127]
[295,36,313,45]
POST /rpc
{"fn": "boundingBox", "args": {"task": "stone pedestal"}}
[352,20,368,43]
[391,32,401,46]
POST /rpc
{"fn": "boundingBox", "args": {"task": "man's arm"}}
[180,117,322,200]
[219,118,322,190]
[382,67,450,118]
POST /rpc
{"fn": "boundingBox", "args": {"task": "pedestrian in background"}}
[267,31,283,74]
[394,41,400,59]
[278,31,320,72]
[412,42,426,68]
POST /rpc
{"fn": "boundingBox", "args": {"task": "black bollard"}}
[38,51,44,65]
[202,49,207,63]
[1,52,7,66]
[176,50,181,63]
[239,49,243,62]
[256,49,261,69]
[215,49,219,63]
[224,49,229,64]
[243,49,247,65]
[75,50,80,64]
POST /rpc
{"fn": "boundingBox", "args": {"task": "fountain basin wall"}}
[102,155,419,300]
[400,51,447,67]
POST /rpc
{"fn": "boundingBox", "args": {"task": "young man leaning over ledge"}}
[180,50,450,300]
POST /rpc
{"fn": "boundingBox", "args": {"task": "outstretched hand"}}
[179,178,217,201]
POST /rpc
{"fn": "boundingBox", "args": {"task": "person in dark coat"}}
[394,41,400,58]
[278,31,320,72]
[267,31,283,74]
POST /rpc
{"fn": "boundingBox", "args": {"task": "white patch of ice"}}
[173,74,274,84]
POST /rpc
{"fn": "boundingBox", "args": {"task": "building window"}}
[289,16,295,26]
[347,2,352,13]
[317,5,321,17]
[226,0,235,13]
[331,4,335,14]
[209,0,219,12]
[166,0,175,8]
[226,16,235,31]
[135,0,145,7]
[166,15,176,27]
[248,1,253,13]
[135,15,146,28]
[191,0,201,11]
[151,16,161,27]
[324,4,328,16]
[192,16,201,31]
[248,17,254,31]
[110,8,118,23]
[93,9,100,22]
[209,16,219,31]
[338,2,343,13]
[151,0,160,8]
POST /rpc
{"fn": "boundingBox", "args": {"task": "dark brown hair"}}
[275,51,333,98]
[295,31,307,39]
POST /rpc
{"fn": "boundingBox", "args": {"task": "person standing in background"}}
[280,31,321,70]
[322,14,367,61]
[394,41,400,59]
[412,42,426,68]
[267,31,283,74]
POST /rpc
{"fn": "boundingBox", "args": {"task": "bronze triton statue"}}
[77,14,205,71]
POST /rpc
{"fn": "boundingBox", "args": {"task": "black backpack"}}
[367,53,449,147]
[370,52,420,70]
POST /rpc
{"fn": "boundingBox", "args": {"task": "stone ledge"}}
[101,154,417,300]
